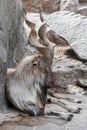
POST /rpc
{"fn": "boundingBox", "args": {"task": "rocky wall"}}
[0,0,28,111]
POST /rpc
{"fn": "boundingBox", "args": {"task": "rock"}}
[78,6,87,16]
[59,0,87,16]
[46,12,87,90]
[0,122,60,130]
[0,112,22,125]
[22,0,87,13]
[0,0,29,110]
[1,125,32,130]
[6,0,29,67]
[47,11,87,61]
[51,42,87,93]
[60,0,79,12]
[62,103,87,130]
[66,84,87,95]
[51,46,87,90]
[80,0,87,3]
[77,79,87,88]
[35,123,60,130]
[60,0,87,16]
[0,0,10,110]
[23,0,60,12]
[52,58,87,89]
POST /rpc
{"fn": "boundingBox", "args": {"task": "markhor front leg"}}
[45,111,73,121]
[47,89,82,103]
[47,98,82,113]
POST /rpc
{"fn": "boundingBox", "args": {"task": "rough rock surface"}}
[0,0,29,110]
[60,0,87,16]
[47,11,87,61]
[0,0,9,111]
[0,0,30,68]
[22,0,87,13]
[78,5,87,16]
[0,112,22,125]
[60,0,79,12]
[80,0,87,3]
[51,46,87,90]
[23,0,60,12]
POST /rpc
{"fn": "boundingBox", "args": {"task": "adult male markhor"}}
[6,9,81,121]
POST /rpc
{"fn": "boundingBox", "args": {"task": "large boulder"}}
[7,0,29,67]
[46,11,87,90]
[52,56,87,90]
[47,11,87,61]
[0,0,28,110]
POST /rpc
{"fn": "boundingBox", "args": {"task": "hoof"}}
[76,100,82,104]
[60,113,74,121]
[68,98,82,104]
[68,106,82,113]
[67,114,73,121]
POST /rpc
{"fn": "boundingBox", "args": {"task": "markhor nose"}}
[33,62,38,66]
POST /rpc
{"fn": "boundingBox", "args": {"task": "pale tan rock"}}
[23,0,60,12]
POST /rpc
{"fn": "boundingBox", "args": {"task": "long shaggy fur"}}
[6,54,50,115]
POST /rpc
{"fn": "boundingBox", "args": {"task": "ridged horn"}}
[29,26,50,59]
[25,17,50,59]
[38,21,55,49]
